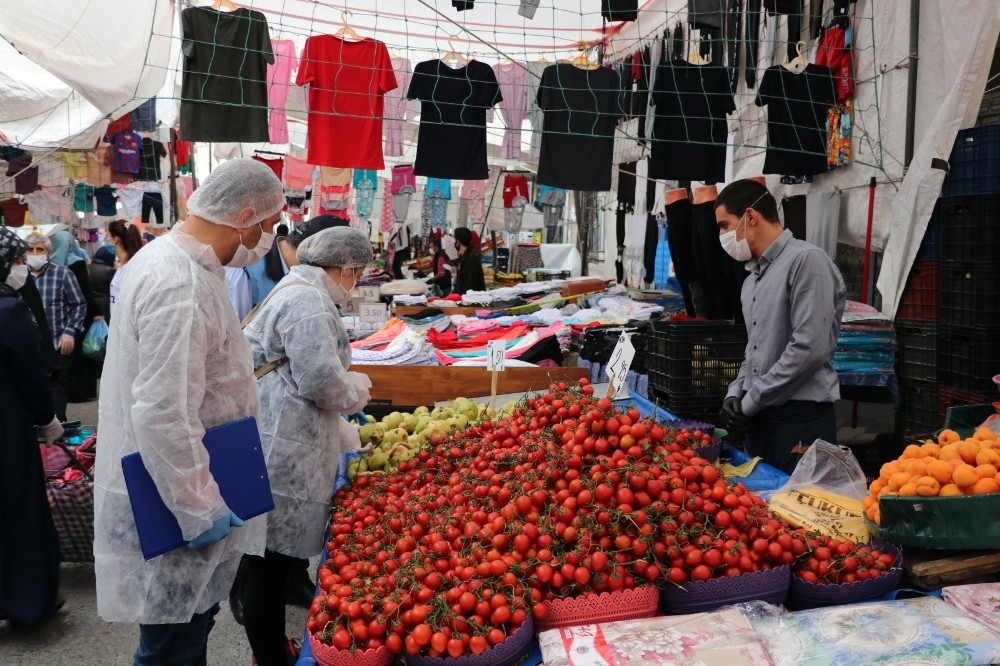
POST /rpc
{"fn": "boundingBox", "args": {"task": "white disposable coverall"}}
[243,264,370,559]
[94,228,264,624]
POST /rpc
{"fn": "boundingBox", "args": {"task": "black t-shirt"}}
[180,7,274,142]
[406,60,501,180]
[137,138,167,182]
[649,59,735,183]
[755,64,836,175]
[536,64,623,191]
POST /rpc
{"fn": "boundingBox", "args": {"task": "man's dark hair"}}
[276,223,289,238]
[454,227,472,249]
[715,179,780,223]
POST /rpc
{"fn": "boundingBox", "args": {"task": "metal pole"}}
[861,176,877,303]
[904,0,920,170]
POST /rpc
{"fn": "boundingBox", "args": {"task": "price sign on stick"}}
[486,340,506,413]
[605,331,635,400]
[360,302,388,324]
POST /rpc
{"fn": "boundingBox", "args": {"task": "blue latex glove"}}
[188,510,244,550]
[348,412,368,425]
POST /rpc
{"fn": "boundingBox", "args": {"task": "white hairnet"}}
[187,158,285,229]
[296,227,373,268]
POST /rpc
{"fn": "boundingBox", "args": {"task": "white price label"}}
[486,340,506,372]
[359,286,380,303]
[342,298,358,315]
[360,302,388,324]
[605,331,635,399]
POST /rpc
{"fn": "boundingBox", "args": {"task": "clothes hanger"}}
[570,41,600,70]
[782,40,808,73]
[211,0,238,12]
[440,37,469,69]
[687,30,710,65]
[334,10,364,42]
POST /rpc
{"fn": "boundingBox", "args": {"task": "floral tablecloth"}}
[944,583,1000,636]
[538,607,771,666]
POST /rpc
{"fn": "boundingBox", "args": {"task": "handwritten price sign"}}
[605,331,635,399]
[360,302,388,324]
[486,340,506,372]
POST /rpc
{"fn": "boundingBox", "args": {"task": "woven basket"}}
[308,635,392,666]
[406,614,534,666]
[535,586,659,632]
[660,565,791,615]
[788,542,903,610]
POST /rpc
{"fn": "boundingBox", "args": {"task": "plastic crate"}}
[938,385,992,425]
[942,403,998,440]
[895,260,939,321]
[894,321,937,383]
[941,124,1000,197]
[647,320,747,397]
[648,388,723,423]
[939,194,1000,263]
[898,379,939,435]
[915,200,942,260]
[939,261,1000,327]
[938,325,1000,394]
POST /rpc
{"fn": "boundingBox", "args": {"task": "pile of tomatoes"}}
[792,535,897,585]
[310,380,865,658]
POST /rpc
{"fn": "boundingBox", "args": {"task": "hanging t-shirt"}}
[180,7,274,142]
[296,35,397,169]
[406,59,502,180]
[137,138,167,181]
[252,155,284,182]
[94,185,119,217]
[536,64,623,191]
[85,146,113,185]
[72,183,96,213]
[755,64,836,175]
[111,131,142,174]
[267,39,299,144]
[649,59,735,183]
[0,197,28,227]
[130,97,157,131]
[6,154,38,194]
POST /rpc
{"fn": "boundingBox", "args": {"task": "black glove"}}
[720,396,752,432]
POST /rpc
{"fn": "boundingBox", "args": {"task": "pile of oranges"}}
[864,427,1000,525]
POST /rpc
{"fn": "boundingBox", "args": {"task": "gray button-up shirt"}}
[727,229,846,417]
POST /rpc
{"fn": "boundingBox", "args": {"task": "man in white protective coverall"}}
[93,158,285,665]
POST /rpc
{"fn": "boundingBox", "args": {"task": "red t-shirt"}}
[296,36,397,169]
[0,197,28,227]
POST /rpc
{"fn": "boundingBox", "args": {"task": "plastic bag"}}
[81,319,108,362]
[768,439,870,543]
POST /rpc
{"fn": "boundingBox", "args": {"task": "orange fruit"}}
[977,464,999,479]
[940,445,961,462]
[865,504,878,521]
[901,444,923,459]
[898,482,919,496]
[888,472,912,491]
[881,460,901,478]
[914,476,940,497]
[972,478,1000,495]
[878,486,895,497]
[974,426,998,441]
[939,429,961,446]
[977,449,1000,467]
[952,464,979,489]
[869,479,886,494]
[948,457,965,470]
[901,459,928,476]
[926,460,954,485]
[863,494,876,509]
[958,441,981,465]
[940,483,963,496]
[920,442,942,458]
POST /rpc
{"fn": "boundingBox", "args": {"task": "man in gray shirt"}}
[715,179,846,473]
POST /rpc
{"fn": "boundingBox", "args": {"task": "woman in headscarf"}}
[0,227,65,625]
[50,230,101,402]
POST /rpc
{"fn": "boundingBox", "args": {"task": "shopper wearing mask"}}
[715,180,846,474]
[25,234,87,421]
[7,250,60,373]
[105,218,144,319]
[93,158,285,665]
[452,227,485,295]
[0,227,65,626]
[238,226,373,666]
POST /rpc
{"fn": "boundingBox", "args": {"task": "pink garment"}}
[384,57,415,157]
[461,179,487,225]
[492,62,530,159]
[284,156,315,190]
[267,39,298,144]
[380,177,395,234]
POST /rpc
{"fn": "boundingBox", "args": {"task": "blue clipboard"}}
[122,416,274,560]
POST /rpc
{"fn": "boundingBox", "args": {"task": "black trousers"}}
[665,198,697,316]
[691,201,735,319]
[237,550,310,666]
[50,353,69,422]
[744,400,837,474]
[142,191,163,226]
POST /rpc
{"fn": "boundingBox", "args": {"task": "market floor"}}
[0,396,308,665]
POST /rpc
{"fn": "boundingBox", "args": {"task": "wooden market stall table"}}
[903,549,1000,591]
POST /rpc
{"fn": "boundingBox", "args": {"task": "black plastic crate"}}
[915,200,941,260]
[938,384,992,425]
[648,388,723,423]
[939,194,1000,263]
[579,324,650,375]
[648,320,747,397]
[938,325,1000,395]
[942,124,1000,197]
[899,379,940,435]
[939,261,1000,327]
[895,321,937,383]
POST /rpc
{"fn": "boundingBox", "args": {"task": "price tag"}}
[359,286,380,303]
[342,298,358,315]
[605,331,635,399]
[360,302,388,324]
[486,340,506,372]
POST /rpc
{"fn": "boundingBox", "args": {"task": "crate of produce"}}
[941,124,1000,197]
[895,260,939,321]
[899,379,939,435]
[938,325,1000,394]
[868,495,1000,550]
[895,321,937,383]
[915,200,941,260]
[939,261,1000,327]
[648,320,746,398]
[939,193,1000,262]
[940,402,998,440]
[938,386,993,430]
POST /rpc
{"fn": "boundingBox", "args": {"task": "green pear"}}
[414,415,433,434]
[367,451,388,471]
[459,403,479,421]
[347,458,361,480]
[381,412,403,430]
[359,423,384,446]
[389,443,413,463]
[401,414,419,434]
[407,434,426,449]
[453,414,469,430]
[414,405,430,416]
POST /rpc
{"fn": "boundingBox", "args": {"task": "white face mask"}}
[26,254,48,271]
[226,222,275,268]
[720,213,752,262]
[6,264,29,290]
[325,269,358,305]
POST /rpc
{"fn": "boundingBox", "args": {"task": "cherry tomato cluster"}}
[792,534,898,585]
[310,379,798,658]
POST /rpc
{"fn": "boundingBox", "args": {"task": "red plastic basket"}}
[308,635,391,666]
[535,585,659,632]
[896,259,939,321]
